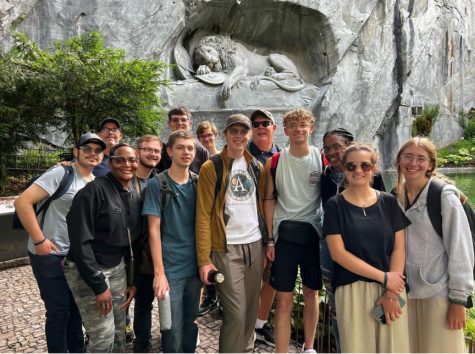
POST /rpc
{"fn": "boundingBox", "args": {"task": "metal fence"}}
[2,148,71,172]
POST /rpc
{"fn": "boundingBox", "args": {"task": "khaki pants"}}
[408,297,465,352]
[212,240,264,353]
[335,280,409,353]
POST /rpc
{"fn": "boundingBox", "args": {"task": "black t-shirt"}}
[322,191,410,290]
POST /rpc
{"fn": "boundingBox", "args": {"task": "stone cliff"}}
[1,0,474,166]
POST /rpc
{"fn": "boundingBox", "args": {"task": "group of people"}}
[14,105,474,353]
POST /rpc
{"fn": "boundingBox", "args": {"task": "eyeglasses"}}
[79,146,104,155]
[344,162,374,172]
[110,156,139,164]
[101,127,120,133]
[252,121,273,128]
[137,147,161,154]
[323,143,345,154]
[401,153,431,164]
[170,117,190,124]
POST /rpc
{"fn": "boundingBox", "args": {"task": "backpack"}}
[12,165,74,230]
[426,178,475,280]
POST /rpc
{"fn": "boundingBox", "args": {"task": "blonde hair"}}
[282,108,314,126]
[395,137,467,205]
[196,120,218,137]
[136,135,162,149]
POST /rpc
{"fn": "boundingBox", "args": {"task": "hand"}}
[266,246,275,262]
[385,271,405,294]
[376,292,403,326]
[59,160,72,167]
[447,303,466,330]
[96,288,113,316]
[221,80,233,100]
[35,239,59,255]
[199,264,218,286]
[153,272,169,300]
[120,286,137,311]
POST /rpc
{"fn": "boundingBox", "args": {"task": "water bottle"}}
[158,291,172,330]
[207,270,225,284]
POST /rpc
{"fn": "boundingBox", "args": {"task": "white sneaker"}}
[302,343,317,353]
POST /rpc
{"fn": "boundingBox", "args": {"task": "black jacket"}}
[66,173,141,295]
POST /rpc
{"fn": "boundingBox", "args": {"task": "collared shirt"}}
[247,140,282,165]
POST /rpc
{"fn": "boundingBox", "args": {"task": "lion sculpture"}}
[193,35,305,99]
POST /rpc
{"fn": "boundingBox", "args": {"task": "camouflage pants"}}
[65,259,127,353]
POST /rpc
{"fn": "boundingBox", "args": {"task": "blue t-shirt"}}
[142,171,197,280]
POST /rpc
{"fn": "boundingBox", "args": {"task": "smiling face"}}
[74,143,104,170]
[397,144,434,184]
[137,140,162,169]
[323,134,349,168]
[109,146,138,186]
[284,118,314,145]
[224,124,251,153]
[198,127,218,152]
[167,137,196,169]
[251,115,276,149]
[98,122,122,150]
[343,149,376,188]
[168,113,192,132]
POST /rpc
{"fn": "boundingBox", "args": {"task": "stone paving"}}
[0,264,292,353]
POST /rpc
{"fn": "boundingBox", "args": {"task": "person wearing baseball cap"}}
[95,118,123,177]
[14,132,105,353]
[196,113,267,352]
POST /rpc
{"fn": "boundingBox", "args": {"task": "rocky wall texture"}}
[1,0,474,167]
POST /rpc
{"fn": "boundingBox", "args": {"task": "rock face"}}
[1,0,474,167]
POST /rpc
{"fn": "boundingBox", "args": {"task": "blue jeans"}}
[133,273,155,346]
[161,275,201,353]
[29,252,84,353]
[320,238,341,353]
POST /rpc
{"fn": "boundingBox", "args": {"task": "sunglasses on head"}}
[344,162,374,172]
[110,156,139,164]
[252,121,273,128]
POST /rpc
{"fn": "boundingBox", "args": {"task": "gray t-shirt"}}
[28,164,93,256]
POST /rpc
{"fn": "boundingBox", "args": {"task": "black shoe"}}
[133,341,151,353]
[198,295,219,316]
[255,323,275,347]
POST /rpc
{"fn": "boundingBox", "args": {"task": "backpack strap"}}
[38,165,74,228]
[156,172,171,210]
[270,152,281,199]
[211,155,224,197]
[189,171,198,192]
[427,178,447,238]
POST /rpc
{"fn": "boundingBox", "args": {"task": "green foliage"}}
[437,138,475,167]
[459,109,475,140]
[411,104,440,137]
[0,31,169,183]
[466,303,475,339]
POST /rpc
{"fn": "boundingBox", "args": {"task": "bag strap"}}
[38,165,74,229]
[156,173,171,210]
[270,152,280,199]
[427,178,447,238]
[210,155,223,198]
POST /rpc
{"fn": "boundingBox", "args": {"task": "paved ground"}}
[0,264,294,353]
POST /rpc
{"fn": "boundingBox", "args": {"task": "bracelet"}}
[34,237,47,246]
[267,242,275,247]
[382,272,388,289]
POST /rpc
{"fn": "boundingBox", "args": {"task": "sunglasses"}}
[110,156,139,164]
[344,162,374,172]
[79,146,104,155]
[252,121,273,128]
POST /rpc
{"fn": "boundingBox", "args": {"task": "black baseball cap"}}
[76,132,106,150]
[98,118,121,131]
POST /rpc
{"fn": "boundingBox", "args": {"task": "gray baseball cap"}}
[76,132,106,150]
[223,114,252,131]
[250,110,275,123]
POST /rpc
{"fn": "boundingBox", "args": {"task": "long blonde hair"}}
[395,137,467,205]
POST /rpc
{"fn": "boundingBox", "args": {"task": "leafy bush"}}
[411,104,440,137]
[437,139,475,167]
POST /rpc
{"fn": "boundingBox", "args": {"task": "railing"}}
[2,148,71,172]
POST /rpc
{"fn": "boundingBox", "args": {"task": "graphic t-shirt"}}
[224,156,262,244]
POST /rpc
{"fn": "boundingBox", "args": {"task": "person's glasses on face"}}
[400,153,430,164]
[199,133,215,139]
[79,146,104,155]
[137,147,161,154]
[170,117,190,124]
[227,127,249,136]
[101,127,120,133]
[344,161,374,172]
[323,143,345,154]
[110,156,139,165]
[252,121,273,128]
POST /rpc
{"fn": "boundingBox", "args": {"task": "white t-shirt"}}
[224,156,262,244]
[273,146,323,239]
[28,164,93,256]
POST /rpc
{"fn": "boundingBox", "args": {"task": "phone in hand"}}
[372,296,406,324]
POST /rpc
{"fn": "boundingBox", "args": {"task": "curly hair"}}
[282,108,315,126]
